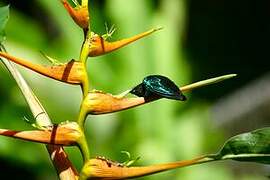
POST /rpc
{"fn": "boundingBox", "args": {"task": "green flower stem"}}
[77,103,88,128]
[80,30,91,64]
[81,0,90,33]
[81,72,89,98]
[79,28,91,96]
[78,131,90,163]
[77,0,91,166]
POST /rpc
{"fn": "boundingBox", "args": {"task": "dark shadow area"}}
[0,157,37,179]
[185,0,270,100]
[1,0,60,41]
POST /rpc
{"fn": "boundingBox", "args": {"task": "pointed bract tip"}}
[206,74,237,84]
[154,26,164,31]
[223,74,237,79]
[180,74,237,92]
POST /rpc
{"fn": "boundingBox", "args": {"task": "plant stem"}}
[78,131,90,162]
[76,98,90,162]
[77,103,88,128]
[79,31,91,64]
[76,0,91,168]
[79,27,91,96]
[81,71,89,98]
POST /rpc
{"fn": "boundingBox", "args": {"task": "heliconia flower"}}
[0,52,87,85]
[82,74,236,115]
[88,27,163,57]
[83,91,145,115]
[80,156,208,179]
[0,122,82,146]
[61,0,89,29]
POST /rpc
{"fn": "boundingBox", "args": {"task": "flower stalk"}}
[77,132,90,163]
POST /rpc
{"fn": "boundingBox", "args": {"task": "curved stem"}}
[77,0,91,165]
[79,26,91,96]
[75,0,94,167]
[77,103,88,128]
[76,99,89,162]
[81,66,89,97]
[78,130,90,163]
[80,31,91,64]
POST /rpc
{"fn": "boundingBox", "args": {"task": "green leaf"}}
[0,5,9,43]
[210,128,270,164]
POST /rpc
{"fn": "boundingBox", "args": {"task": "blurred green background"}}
[0,0,269,179]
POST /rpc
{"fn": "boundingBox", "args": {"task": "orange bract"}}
[0,52,86,85]
[83,92,145,115]
[61,0,89,29]
[89,28,162,57]
[81,156,206,179]
[0,122,82,146]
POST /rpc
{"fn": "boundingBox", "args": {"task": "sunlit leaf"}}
[0,5,9,43]
[209,128,270,164]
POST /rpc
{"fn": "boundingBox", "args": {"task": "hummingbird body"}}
[131,75,186,101]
